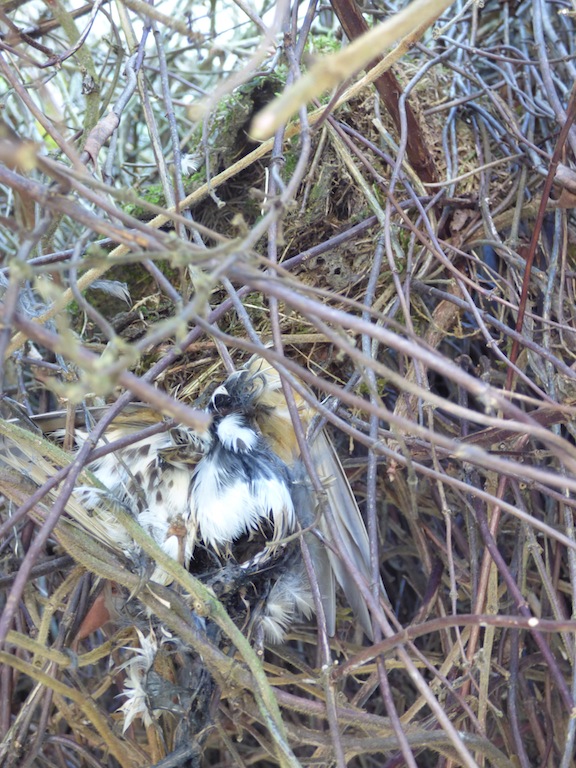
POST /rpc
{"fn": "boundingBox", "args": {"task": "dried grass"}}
[1,1,576,766]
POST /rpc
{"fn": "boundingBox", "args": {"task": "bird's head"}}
[207,371,265,453]
[209,370,266,417]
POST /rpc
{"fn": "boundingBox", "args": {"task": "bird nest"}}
[2,1,576,767]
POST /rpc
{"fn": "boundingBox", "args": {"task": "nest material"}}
[2,1,576,767]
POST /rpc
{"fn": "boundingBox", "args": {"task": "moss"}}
[122,178,202,219]
[188,71,288,175]
[305,33,342,56]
